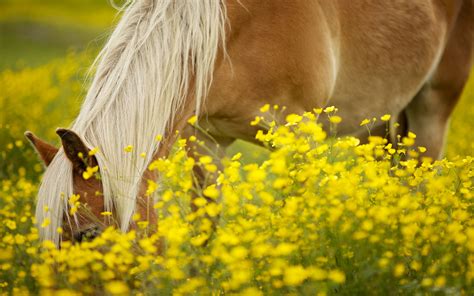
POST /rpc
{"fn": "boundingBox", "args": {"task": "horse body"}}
[27,0,472,243]
[202,0,470,155]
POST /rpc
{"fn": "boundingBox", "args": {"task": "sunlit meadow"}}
[1,1,473,295]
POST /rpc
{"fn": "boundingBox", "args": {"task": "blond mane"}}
[36,0,226,244]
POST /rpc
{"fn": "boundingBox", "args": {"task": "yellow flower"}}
[230,246,248,260]
[259,104,270,112]
[402,137,415,146]
[41,218,50,228]
[247,168,266,182]
[323,106,336,113]
[69,206,78,216]
[313,108,323,114]
[421,278,433,287]
[123,145,133,153]
[205,164,217,173]
[5,220,16,230]
[88,147,99,156]
[82,165,98,180]
[82,171,92,180]
[434,276,446,288]
[105,281,129,295]
[273,243,295,256]
[378,258,390,268]
[381,114,391,121]
[308,267,327,280]
[205,203,221,217]
[187,115,198,125]
[410,261,421,271]
[203,185,219,199]
[285,114,303,125]
[145,180,158,196]
[68,194,80,205]
[250,116,261,126]
[284,266,307,286]
[137,221,149,229]
[199,155,213,165]
[329,115,342,124]
[191,234,209,246]
[193,197,207,207]
[14,234,25,245]
[360,118,371,126]
[231,152,242,161]
[393,264,405,277]
[130,214,141,224]
[328,270,346,284]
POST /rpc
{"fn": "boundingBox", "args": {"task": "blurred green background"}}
[1,0,473,181]
[0,0,116,68]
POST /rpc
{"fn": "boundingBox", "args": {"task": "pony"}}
[26,0,472,244]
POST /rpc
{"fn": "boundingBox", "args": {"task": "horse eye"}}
[74,227,101,242]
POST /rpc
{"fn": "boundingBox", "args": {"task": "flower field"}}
[1,1,474,295]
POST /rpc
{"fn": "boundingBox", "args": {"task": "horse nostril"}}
[74,232,84,243]
[86,227,101,240]
[74,227,101,242]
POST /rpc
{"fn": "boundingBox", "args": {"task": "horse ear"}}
[24,131,59,166]
[56,128,97,172]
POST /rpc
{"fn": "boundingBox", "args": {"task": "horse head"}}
[25,129,106,242]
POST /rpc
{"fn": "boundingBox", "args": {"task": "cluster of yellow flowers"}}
[1,103,473,295]
[0,52,92,180]
[2,0,473,293]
